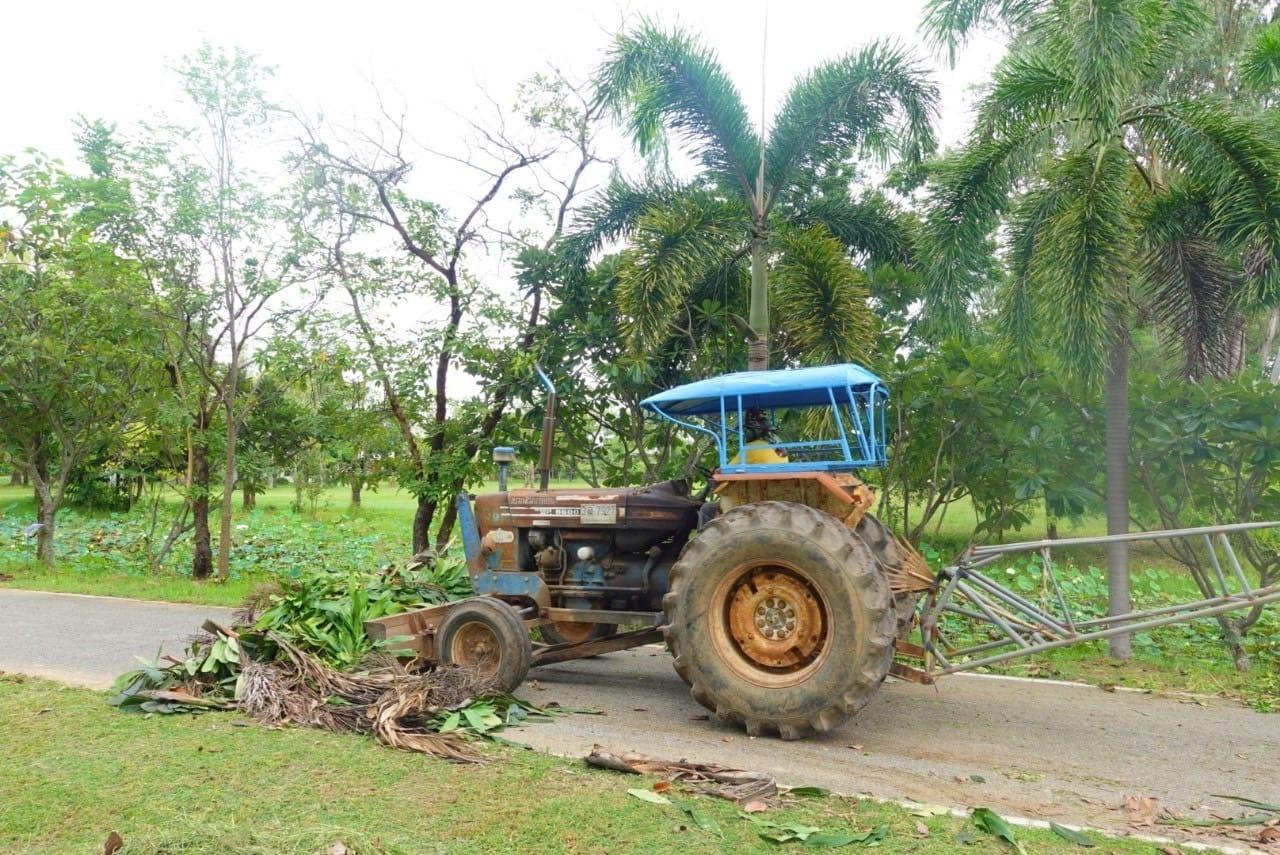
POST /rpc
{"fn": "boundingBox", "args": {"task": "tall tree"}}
[80,45,305,579]
[921,0,1280,657]
[0,154,162,562]
[297,72,606,552]
[591,22,937,371]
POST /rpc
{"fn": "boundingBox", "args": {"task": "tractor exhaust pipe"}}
[534,364,557,492]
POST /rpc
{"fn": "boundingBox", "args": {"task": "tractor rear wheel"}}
[663,501,895,739]
[437,597,532,693]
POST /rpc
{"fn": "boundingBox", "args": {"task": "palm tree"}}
[921,0,1280,657]
[580,22,938,371]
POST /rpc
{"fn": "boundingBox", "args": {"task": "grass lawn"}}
[0,675,1173,854]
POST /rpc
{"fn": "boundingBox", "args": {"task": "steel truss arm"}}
[907,521,1280,680]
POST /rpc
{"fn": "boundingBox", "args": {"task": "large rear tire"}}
[853,513,921,639]
[663,501,895,739]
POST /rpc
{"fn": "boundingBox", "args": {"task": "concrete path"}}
[3,588,1276,851]
[0,588,234,688]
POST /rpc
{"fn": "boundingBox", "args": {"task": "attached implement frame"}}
[895,520,1280,682]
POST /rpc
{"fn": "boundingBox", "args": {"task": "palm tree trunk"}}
[1104,332,1132,659]
[747,232,769,371]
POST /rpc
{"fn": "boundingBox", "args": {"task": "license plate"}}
[579,504,617,524]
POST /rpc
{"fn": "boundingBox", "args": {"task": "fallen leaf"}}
[671,797,723,839]
[1050,822,1095,847]
[970,774,987,783]
[103,832,123,855]
[1123,794,1159,826]
[628,788,671,805]
[909,803,951,818]
[972,807,1026,854]
[848,744,864,751]
[788,786,829,798]
[742,799,769,813]
[804,825,887,847]
[652,781,671,793]
[35,707,53,715]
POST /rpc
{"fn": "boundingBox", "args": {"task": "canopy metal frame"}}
[646,382,889,474]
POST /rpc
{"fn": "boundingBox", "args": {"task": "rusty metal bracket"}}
[531,627,664,667]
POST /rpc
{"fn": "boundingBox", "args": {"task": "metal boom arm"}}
[901,522,1280,680]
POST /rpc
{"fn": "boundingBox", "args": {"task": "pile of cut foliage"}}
[108,558,549,762]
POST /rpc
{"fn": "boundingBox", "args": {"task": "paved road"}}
[0,589,235,688]
[3,588,1276,851]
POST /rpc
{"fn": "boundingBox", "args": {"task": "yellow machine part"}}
[744,440,788,465]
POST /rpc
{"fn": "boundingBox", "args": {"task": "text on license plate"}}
[579,504,618,524]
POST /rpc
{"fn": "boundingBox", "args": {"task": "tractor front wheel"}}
[663,501,895,739]
[437,597,532,693]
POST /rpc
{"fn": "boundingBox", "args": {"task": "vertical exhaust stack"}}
[534,365,557,492]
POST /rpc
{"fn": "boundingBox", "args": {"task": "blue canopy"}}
[641,363,886,417]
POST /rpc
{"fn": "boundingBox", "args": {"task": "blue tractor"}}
[369,364,929,739]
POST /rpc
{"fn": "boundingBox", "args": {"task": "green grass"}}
[0,675,1175,854]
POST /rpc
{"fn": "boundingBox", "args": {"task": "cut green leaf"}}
[670,798,722,838]
[972,807,1026,854]
[1050,823,1095,847]
[627,788,671,805]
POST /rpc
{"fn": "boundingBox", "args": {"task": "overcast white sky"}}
[2,0,1005,388]
[3,0,1003,168]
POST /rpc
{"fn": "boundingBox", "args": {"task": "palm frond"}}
[922,0,1048,64]
[770,224,875,365]
[997,178,1070,356]
[787,193,913,265]
[1242,20,1280,92]
[562,173,689,262]
[614,195,748,354]
[919,121,1059,334]
[1027,144,1134,381]
[1063,0,1148,131]
[1127,99,1280,260]
[975,49,1071,139]
[595,22,760,202]
[1137,185,1241,378]
[763,41,938,205]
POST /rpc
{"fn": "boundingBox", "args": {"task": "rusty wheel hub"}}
[450,622,501,678]
[715,564,830,686]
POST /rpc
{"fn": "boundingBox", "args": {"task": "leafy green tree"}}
[79,45,305,579]
[921,0,1280,657]
[0,154,163,562]
[1129,371,1280,669]
[589,22,937,371]
[297,73,608,552]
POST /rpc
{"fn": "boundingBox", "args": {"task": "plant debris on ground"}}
[108,560,549,762]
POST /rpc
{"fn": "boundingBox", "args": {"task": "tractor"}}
[367,363,929,739]
[366,364,1280,740]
